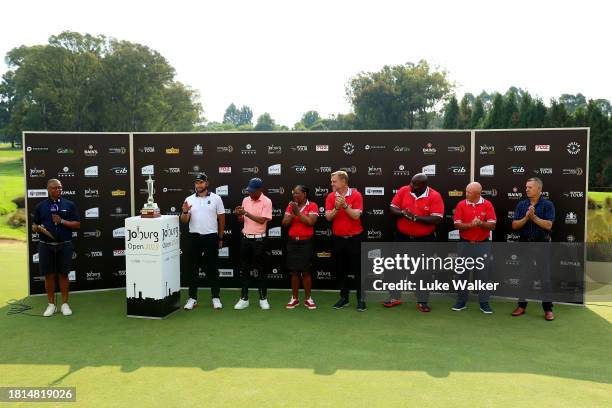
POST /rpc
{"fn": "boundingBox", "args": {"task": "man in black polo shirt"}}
[511,177,555,321]
[32,179,80,317]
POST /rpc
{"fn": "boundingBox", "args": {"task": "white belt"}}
[243,233,266,239]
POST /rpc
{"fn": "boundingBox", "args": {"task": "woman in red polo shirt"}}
[282,185,319,309]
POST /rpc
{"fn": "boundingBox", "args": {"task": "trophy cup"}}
[141,175,161,218]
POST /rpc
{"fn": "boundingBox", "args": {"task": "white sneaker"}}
[60,303,72,316]
[43,303,56,317]
[212,298,223,309]
[259,299,270,310]
[234,299,250,310]
[184,298,197,310]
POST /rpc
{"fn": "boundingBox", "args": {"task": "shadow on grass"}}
[1,290,610,385]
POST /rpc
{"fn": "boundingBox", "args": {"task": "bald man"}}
[388,173,444,312]
[451,182,496,313]
[32,179,80,317]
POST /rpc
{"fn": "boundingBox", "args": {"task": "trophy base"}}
[141,208,161,218]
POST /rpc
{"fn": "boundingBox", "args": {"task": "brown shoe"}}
[544,311,555,321]
[511,306,526,316]
[416,303,431,313]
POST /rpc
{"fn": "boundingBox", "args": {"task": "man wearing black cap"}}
[180,173,226,310]
[233,177,273,310]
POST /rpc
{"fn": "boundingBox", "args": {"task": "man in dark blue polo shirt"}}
[32,179,80,317]
[511,177,555,321]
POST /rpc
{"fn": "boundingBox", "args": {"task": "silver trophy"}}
[141,175,160,218]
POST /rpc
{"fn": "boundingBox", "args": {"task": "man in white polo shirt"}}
[180,173,226,310]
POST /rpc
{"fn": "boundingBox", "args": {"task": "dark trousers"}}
[332,234,362,301]
[188,233,220,300]
[518,237,553,312]
[391,231,436,303]
[239,237,268,300]
[455,239,491,303]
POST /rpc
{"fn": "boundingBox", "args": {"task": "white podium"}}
[124,215,180,319]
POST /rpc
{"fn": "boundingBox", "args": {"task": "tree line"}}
[0,31,609,188]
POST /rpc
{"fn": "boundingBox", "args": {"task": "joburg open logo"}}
[368,166,383,176]
[479,144,495,155]
[268,145,282,154]
[29,168,46,178]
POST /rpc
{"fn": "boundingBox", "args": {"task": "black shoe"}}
[333,298,349,309]
[356,300,367,312]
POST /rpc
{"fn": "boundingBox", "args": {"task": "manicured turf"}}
[1,243,611,407]
[0,145,25,241]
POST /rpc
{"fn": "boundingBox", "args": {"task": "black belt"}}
[40,240,71,246]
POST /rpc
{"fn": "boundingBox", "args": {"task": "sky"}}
[1,0,610,127]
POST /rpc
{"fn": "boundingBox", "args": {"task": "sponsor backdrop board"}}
[132,131,471,290]
[24,129,588,296]
[24,133,131,294]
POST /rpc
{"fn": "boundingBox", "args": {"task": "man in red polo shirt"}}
[387,173,444,312]
[325,170,366,312]
[452,181,496,314]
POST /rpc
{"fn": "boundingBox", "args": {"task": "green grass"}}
[588,191,612,244]
[0,145,25,240]
[0,242,611,407]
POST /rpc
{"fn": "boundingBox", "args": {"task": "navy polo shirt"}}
[512,197,555,240]
[33,197,80,242]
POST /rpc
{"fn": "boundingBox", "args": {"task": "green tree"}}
[485,93,504,128]
[458,94,473,129]
[238,106,253,126]
[223,103,253,127]
[442,95,459,129]
[223,103,240,125]
[0,31,202,136]
[254,113,275,131]
[469,96,485,128]
[346,60,452,129]
[559,93,587,114]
